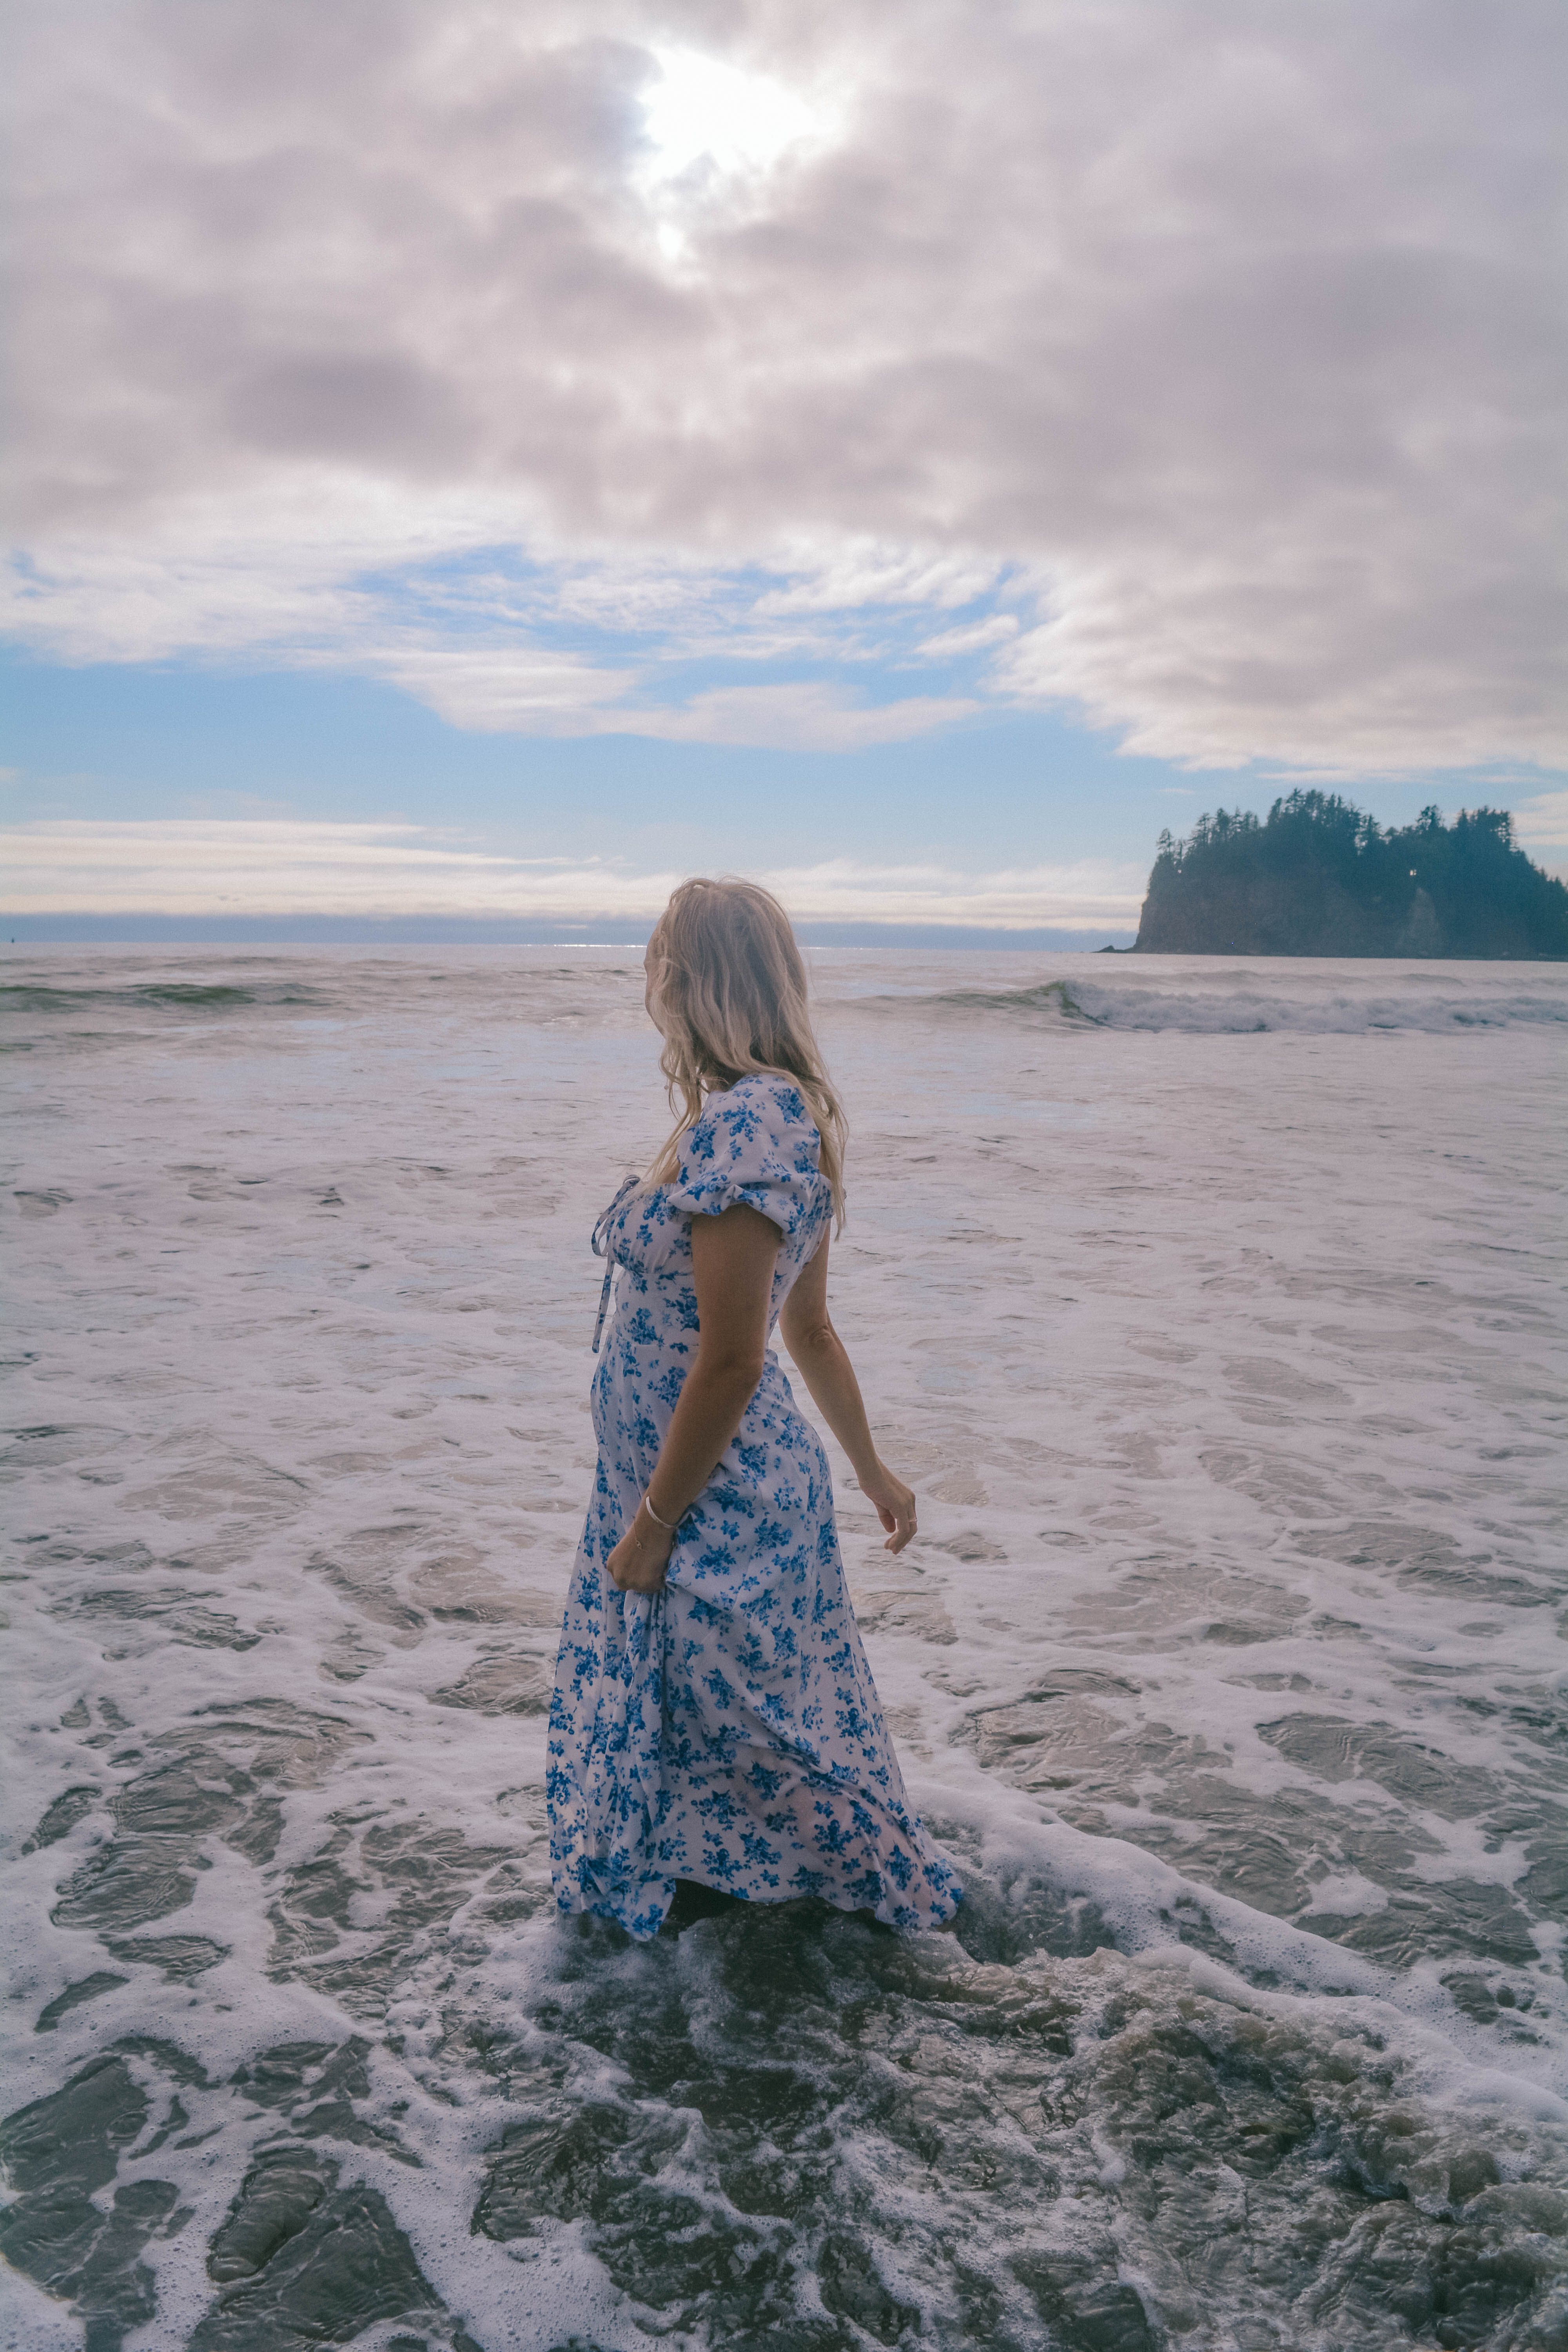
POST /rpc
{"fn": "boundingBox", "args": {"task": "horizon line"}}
[0,913,1139,951]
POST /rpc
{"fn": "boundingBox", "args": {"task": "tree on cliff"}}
[1134,790,1568,958]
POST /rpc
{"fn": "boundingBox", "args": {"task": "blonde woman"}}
[548,878,961,1939]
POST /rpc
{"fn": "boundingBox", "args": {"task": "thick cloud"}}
[5,0,1564,769]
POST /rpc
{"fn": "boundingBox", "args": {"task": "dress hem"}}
[554,1869,964,1944]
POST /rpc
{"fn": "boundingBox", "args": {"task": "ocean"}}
[2,944,1565,2352]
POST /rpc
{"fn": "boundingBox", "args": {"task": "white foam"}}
[4,942,1565,2347]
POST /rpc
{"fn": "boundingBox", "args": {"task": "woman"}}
[547,877,961,1940]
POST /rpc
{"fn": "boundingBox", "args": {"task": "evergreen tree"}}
[1136,794,1567,958]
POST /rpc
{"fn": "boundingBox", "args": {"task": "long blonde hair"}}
[646,877,846,1225]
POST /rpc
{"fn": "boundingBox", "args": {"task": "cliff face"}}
[1134,877,1448,956]
[1133,794,1568,959]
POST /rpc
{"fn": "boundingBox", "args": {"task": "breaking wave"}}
[918,971,1568,1034]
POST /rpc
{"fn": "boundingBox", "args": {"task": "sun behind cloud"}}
[3,0,1563,781]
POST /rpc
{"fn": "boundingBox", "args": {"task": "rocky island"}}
[1133,790,1568,958]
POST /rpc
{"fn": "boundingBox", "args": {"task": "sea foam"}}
[3,944,1565,2350]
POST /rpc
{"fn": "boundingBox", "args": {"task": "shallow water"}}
[2,944,1565,2351]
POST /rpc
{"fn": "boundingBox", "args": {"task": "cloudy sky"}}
[4,0,1564,936]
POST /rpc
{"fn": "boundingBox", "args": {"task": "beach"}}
[3,944,1565,2350]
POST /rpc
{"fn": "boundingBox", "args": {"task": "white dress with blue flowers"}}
[547,1072,962,1940]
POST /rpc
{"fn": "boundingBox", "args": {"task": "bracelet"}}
[642,1492,681,1533]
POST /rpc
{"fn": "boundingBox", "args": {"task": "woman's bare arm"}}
[777,1235,917,1554]
[604,1202,780,1593]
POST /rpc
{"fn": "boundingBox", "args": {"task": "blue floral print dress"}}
[547,1072,962,1940]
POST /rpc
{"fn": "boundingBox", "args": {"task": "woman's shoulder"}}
[669,1070,825,1230]
[711,1069,815,1127]
[710,1077,808,1120]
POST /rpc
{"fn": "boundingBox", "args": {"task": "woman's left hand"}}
[606,1505,675,1593]
[859,1461,919,1554]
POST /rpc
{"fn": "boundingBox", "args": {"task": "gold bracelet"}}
[642,1492,680,1533]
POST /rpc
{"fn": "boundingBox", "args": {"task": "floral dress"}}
[547,1072,962,1940]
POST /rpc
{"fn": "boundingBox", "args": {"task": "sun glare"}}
[638,46,826,191]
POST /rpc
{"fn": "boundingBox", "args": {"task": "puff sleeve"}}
[664,1075,829,1245]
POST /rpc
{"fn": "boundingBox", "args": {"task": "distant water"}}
[3,945,1565,2352]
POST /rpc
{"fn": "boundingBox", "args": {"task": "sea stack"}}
[1133,791,1568,958]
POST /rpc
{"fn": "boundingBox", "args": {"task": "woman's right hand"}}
[606,1504,675,1593]
[859,1462,918,1554]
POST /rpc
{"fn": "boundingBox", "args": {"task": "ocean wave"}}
[914,974,1568,1034]
[0,979,325,1014]
[4,938,1565,2349]
[0,954,651,1046]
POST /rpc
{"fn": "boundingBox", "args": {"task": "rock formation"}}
[1133,792,1568,958]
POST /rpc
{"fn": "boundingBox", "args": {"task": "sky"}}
[3,0,1565,941]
